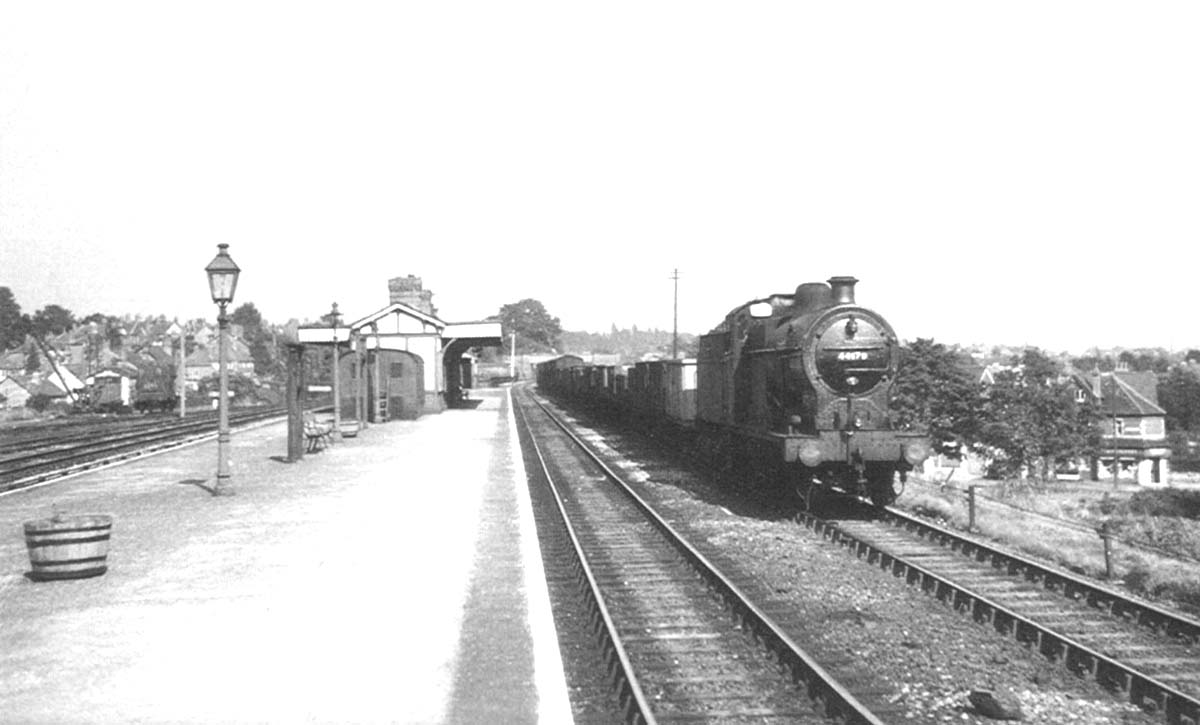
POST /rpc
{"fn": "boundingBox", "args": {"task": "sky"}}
[1,2,1197,354]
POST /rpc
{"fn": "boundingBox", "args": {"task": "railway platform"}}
[0,388,572,724]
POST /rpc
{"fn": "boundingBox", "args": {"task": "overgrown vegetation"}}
[897,479,1200,616]
[893,343,1099,480]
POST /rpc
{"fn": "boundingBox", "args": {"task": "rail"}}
[0,406,312,493]
[798,507,1200,724]
[521,389,888,724]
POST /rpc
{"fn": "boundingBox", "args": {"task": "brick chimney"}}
[388,275,437,317]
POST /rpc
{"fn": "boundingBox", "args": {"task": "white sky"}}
[1,2,1197,353]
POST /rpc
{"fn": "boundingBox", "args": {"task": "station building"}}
[297,276,502,421]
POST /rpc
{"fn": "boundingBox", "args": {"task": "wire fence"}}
[904,477,1200,578]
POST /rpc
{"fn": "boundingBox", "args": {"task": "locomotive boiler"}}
[697,276,929,506]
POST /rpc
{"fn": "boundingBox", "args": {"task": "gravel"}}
[565,414,1163,724]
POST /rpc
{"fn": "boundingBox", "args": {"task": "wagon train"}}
[536,276,931,508]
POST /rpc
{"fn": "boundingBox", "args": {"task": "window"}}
[1114,418,1125,435]
[1143,418,1165,438]
[1074,388,1086,403]
[390,362,404,378]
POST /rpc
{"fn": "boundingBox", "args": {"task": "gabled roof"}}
[349,302,444,331]
[0,351,27,370]
[32,378,68,397]
[296,301,446,345]
[185,338,253,366]
[0,374,33,392]
[1080,371,1165,417]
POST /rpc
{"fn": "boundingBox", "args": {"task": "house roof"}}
[185,338,253,366]
[0,351,27,370]
[32,378,68,397]
[0,374,33,393]
[1082,371,1165,417]
[141,346,175,366]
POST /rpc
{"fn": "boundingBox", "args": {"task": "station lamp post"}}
[204,244,240,496]
[324,302,344,442]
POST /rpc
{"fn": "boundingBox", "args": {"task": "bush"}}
[1124,559,1200,617]
[908,494,958,522]
[1121,489,1200,520]
[25,393,54,412]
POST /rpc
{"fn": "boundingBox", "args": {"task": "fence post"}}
[968,485,978,533]
[1098,523,1114,579]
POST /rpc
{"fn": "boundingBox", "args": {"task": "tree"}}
[0,287,28,351]
[1159,366,1200,431]
[498,299,562,353]
[1118,349,1170,374]
[230,302,280,376]
[80,314,124,355]
[231,302,265,335]
[30,304,75,338]
[891,339,982,456]
[975,348,1098,480]
[1070,353,1114,373]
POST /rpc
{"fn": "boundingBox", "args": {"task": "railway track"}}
[514,388,895,724]
[801,504,1200,724]
[0,407,296,493]
[0,413,205,455]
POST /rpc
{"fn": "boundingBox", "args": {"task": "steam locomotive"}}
[536,277,930,508]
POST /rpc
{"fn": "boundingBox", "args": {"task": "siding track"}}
[0,407,295,493]
[801,506,1200,724]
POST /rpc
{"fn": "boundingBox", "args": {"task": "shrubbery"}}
[1119,489,1200,519]
[907,493,957,522]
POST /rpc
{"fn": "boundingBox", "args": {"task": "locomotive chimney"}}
[828,276,858,305]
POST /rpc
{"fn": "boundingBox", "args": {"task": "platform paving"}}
[0,388,571,724]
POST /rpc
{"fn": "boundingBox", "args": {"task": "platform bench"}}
[303,416,334,452]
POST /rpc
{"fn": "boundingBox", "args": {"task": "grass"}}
[897,477,1200,617]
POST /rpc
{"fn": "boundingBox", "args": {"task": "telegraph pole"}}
[1111,372,1120,486]
[177,321,187,418]
[509,333,517,379]
[671,268,680,359]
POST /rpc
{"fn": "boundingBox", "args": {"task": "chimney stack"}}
[827,276,858,305]
[388,275,437,317]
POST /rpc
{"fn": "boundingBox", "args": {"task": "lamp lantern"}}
[205,243,241,306]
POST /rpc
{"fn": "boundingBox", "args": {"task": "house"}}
[38,361,86,401]
[1074,370,1171,485]
[125,317,182,348]
[31,376,71,404]
[0,374,33,409]
[0,350,27,373]
[184,338,255,384]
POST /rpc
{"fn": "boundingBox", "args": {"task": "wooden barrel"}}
[24,514,113,581]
